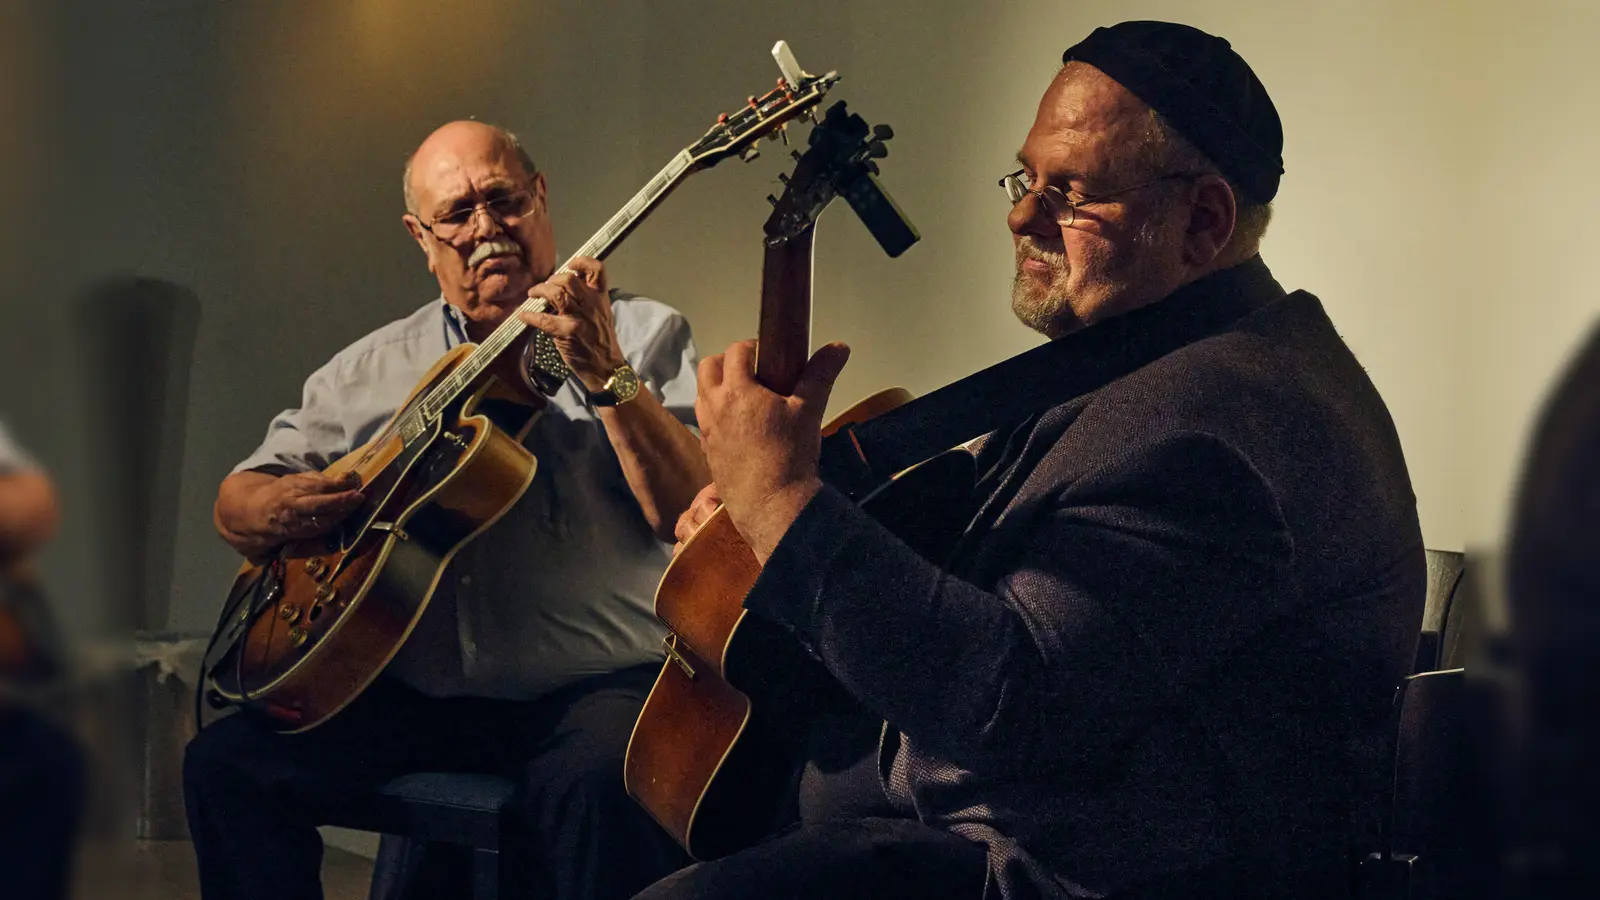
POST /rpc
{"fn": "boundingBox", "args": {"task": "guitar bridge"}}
[369,521,409,542]
[662,633,697,680]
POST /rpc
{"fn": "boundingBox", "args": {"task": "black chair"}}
[1360,667,1471,900]
[1357,547,1480,900]
[1415,550,1466,674]
[323,772,525,900]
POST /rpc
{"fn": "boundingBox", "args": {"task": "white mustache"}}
[468,239,521,268]
[1016,237,1064,269]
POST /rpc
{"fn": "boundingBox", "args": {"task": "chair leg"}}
[471,847,500,900]
[368,835,426,900]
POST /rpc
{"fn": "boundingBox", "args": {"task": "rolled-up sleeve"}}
[231,358,353,475]
[616,296,699,430]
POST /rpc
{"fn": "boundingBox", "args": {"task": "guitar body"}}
[626,387,978,859]
[206,345,542,732]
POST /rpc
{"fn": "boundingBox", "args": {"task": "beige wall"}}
[7,0,1595,630]
[616,0,1480,548]
[1455,2,1600,548]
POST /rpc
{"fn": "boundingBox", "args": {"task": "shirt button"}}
[459,575,472,586]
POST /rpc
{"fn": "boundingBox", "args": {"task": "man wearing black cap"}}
[635,20,1423,900]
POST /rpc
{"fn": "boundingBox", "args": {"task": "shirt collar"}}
[440,298,471,347]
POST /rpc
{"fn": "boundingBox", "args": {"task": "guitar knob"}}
[278,604,299,623]
[288,627,308,648]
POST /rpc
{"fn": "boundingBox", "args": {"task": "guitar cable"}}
[193,557,283,730]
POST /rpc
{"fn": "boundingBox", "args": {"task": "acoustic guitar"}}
[201,43,842,733]
[624,99,980,860]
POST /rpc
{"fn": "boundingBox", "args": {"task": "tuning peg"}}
[791,149,803,161]
[740,146,761,163]
[777,172,789,183]
[873,124,894,141]
[767,194,779,206]
[866,141,889,159]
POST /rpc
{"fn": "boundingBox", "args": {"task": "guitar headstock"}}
[763,100,899,246]
[686,42,840,171]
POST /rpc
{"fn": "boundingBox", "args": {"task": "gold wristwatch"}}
[590,363,641,407]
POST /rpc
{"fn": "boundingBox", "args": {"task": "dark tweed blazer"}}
[746,257,1425,899]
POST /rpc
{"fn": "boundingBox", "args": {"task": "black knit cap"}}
[1063,21,1284,203]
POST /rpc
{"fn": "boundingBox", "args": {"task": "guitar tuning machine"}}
[740,145,761,163]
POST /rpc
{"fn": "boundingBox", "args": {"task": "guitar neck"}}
[753,228,817,394]
[409,150,698,428]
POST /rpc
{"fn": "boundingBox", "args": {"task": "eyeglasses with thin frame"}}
[416,187,538,243]
[998,169,1203,227]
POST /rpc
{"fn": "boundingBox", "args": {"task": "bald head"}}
[400,119,556,336]
[403,121,538,214]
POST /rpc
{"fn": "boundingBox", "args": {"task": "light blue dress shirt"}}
[233,291,698,700]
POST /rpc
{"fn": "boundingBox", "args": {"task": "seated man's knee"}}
[516,739,629,814]
[183,715,259,796]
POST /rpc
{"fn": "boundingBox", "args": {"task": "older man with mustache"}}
[186,120,706,900]
[639,20,1424,900]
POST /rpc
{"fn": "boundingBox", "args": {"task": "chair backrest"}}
[1372,667,1469,900]
[1416,551,1466,674]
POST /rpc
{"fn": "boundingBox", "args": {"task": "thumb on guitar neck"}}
[792,342,851,412]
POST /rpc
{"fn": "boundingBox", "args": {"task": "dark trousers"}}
[183,664,687,900]
[633,744,989,900]
[631,817,988,900]
[0,709,86,900]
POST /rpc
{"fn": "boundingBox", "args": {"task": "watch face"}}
[611,365,641,401]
